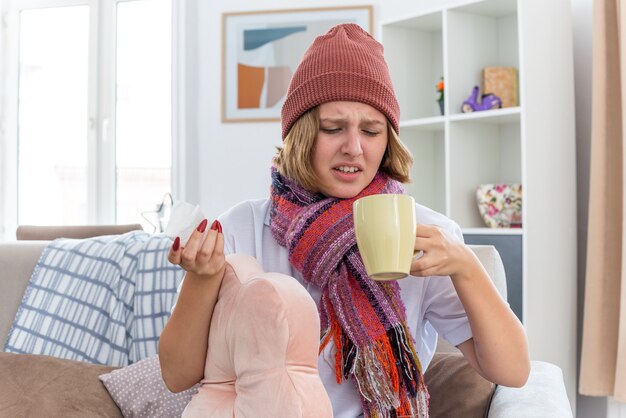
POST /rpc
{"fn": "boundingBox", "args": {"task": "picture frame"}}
[222,6,373,123]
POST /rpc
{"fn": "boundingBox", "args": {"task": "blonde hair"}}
[274,107,413,192]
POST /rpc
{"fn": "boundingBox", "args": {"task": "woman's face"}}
[312,101,388,199]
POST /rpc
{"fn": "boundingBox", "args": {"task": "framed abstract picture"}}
[222,6,373,122]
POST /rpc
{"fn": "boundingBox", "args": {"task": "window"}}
[17,5,90,225]
[116,0,171,226]
[0,0,171,238]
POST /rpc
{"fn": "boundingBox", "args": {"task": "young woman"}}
[159,23,529,417]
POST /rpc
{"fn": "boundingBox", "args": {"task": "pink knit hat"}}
[281,23,400,139]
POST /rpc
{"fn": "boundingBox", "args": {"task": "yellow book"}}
[483,67,518,108]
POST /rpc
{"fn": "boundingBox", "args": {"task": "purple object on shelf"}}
[461,85,503,112]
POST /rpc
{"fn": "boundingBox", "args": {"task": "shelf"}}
[403,128,446,215]
[383,11,442,31]
[382,12,443,120]
[448,118,521,228]
[448,107,521,124]
[381,0,578,405]
[446,2,519,116]
[462,228,523,236]
[399,107,520,128]
[451,0,518,18]
[400,116,445,131]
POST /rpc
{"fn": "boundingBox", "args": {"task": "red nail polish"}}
[210,220,223,233]
[197,219,208,233]
[172,236,180,251]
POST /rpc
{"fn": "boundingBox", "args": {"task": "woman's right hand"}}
[160,218,226,393]
[168,219,226,279]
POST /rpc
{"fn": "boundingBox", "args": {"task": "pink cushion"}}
[182,254,332,418]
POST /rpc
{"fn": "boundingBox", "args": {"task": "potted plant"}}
[436,77,444,115]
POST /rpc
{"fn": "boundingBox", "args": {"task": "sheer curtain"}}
[579,0,626,402]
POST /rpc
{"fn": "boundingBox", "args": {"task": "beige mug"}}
[353,194,416,281]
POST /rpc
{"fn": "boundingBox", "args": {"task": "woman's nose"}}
[341,129,363,156]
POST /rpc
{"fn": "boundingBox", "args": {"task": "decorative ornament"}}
[476,184,522,228]
[462,85,502,112]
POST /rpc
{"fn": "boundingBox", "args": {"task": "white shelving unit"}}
[381,0,577,409]
[384,0,522,232]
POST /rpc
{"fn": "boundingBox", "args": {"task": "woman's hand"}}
[410,224,476,278]
[168,219,226,280]
[411,224,530,387]
[159,218,226,393]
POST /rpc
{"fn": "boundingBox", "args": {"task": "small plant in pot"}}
[436,77,444,115]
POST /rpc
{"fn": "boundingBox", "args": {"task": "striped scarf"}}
[269,167,429,418]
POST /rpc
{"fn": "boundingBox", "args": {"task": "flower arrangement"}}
[436,78,444,101]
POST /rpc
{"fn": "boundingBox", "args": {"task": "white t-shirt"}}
[216,198,472,418]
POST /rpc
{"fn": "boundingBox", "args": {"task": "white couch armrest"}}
[488,361,572,418]
[468,244,507,299]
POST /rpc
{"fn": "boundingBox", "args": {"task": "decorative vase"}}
[476,184,522,228]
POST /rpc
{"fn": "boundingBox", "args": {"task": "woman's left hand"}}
[409,224,476,278]
[411,224,530,387]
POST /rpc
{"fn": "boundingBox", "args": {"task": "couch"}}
[0,229,572,417]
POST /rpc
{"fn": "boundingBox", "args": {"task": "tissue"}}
[164,201,206,246]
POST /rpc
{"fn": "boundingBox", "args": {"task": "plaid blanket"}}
[3,231,184,366]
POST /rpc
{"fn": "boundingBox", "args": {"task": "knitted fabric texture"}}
[280,23,400,139]
[269,167,429,418]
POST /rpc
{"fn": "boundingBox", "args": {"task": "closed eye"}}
[320,127,341,134]
[361,120,385,137]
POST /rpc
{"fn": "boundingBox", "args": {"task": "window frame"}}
[0,0,179,239]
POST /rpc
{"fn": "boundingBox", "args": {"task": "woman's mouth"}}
[334,166,361,174]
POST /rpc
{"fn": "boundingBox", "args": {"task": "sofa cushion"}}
[4,233,184,366]
[183,254,332,417]
[0,352,122,417]
[425,352,495,418]
[99,355,198,418]
[0,241,48,347]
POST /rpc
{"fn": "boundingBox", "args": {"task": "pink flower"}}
[487,203,499,216]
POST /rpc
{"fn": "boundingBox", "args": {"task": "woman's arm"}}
[158,219,226,393]
[410,224,530,387]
